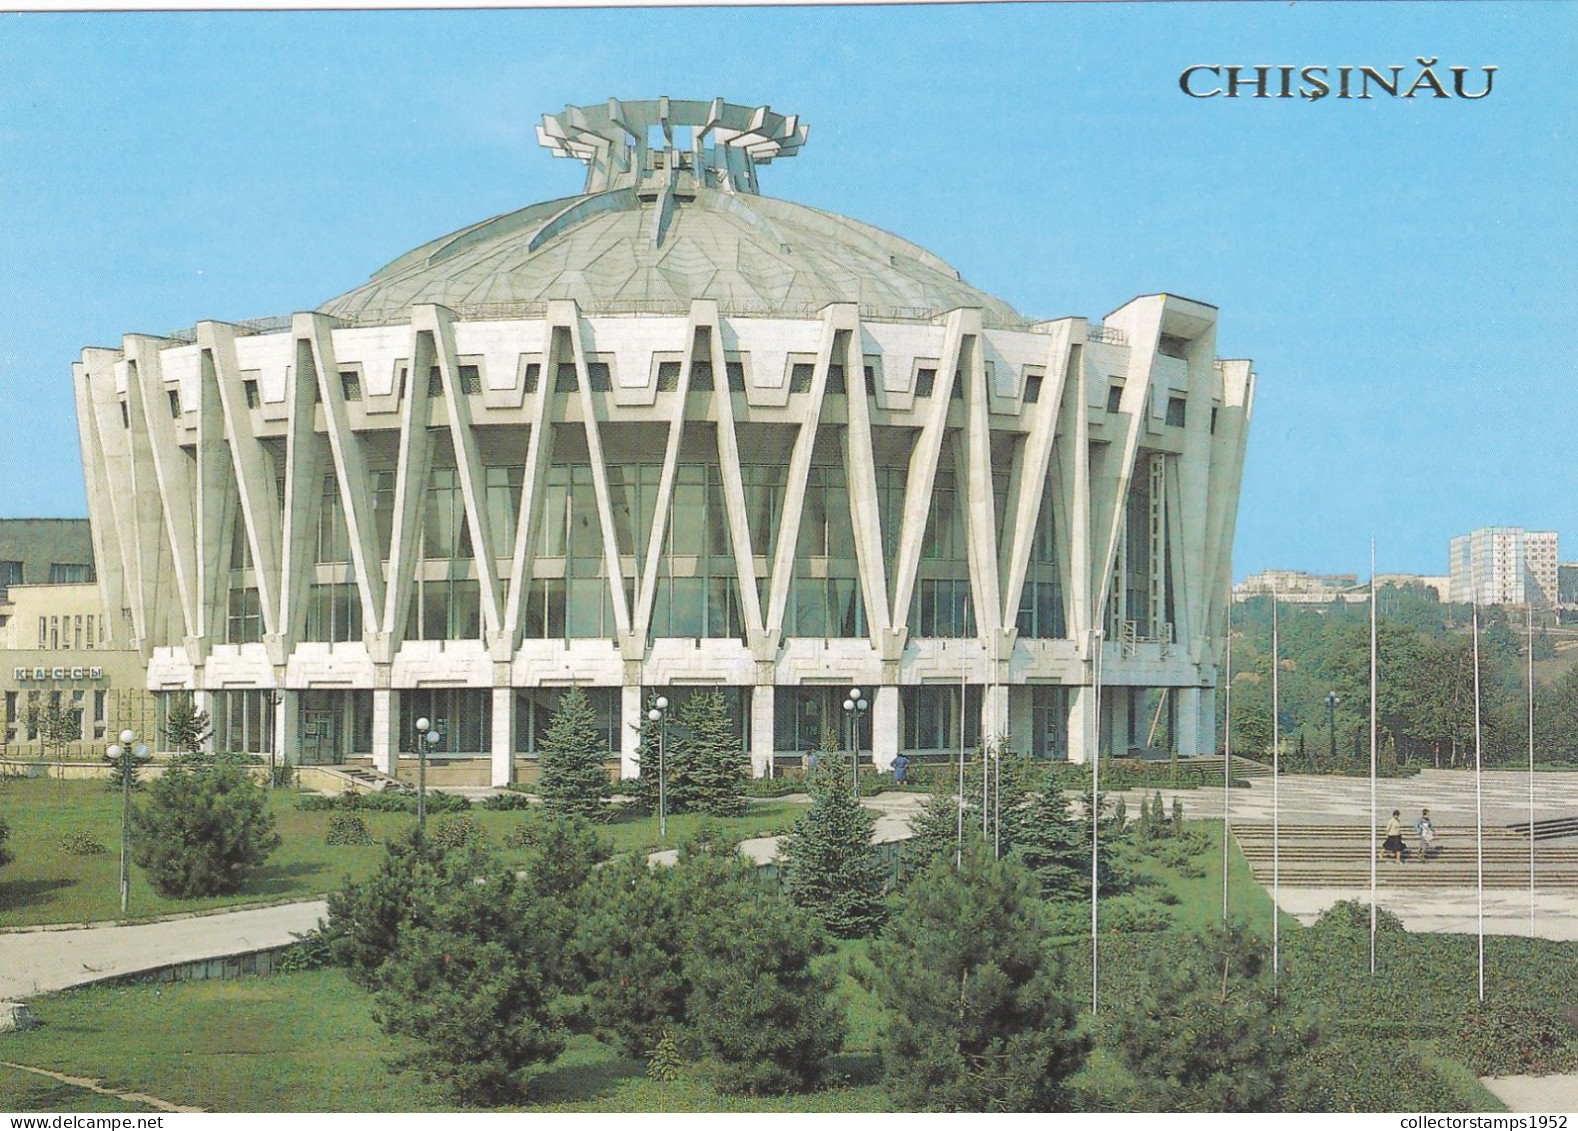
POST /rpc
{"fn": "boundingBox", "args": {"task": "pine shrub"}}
[685,885,845,1095]
[873,843,1089,1111]
[1100,920,1315,1112]
[430,814,483,851]
[130,761,281,899]
[1311,898,1406,933]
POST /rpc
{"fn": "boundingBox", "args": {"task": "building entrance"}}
[299,709,341,765]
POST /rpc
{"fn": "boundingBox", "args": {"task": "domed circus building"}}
[72,98,1255,784]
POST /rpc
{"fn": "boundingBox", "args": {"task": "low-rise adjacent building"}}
[0,520,149,754]
[1233,569,1360,604]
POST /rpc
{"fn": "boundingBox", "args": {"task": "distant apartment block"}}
[1449,527,1559,608]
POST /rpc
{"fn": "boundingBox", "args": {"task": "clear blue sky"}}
[1,3,1572,580]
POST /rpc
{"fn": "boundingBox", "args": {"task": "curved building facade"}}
[72,98,1255,782]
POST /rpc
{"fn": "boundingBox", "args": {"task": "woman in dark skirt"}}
[1383,809,1406,863]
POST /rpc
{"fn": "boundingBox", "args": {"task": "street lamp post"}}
[842,687,868,797]
[103,728,150,916]
[414,716,441,835]
[1324,691,1341,771]
[647,696,670,839]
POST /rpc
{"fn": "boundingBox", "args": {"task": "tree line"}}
[1222,586,1577,769]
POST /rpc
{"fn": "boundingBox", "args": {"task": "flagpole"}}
[956,638,965,870]
[1473,599,1485,1002]
[1091,625,1105,1015]
[1527,605,1536,936]
[1223,580,1233,921]
[1272,584,1281,996]
[1369,540,1378,977]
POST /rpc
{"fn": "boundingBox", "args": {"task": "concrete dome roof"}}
[318,186,1026,326]
[318,98,1025,327]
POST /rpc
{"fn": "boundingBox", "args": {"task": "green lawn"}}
[0,778,804,927]
[1,970,888,1113]
[0,799,1548,1112]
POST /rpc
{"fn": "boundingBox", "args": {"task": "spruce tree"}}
[901,786,976,876]
[873,842,1089,1111]
[668,689,747,817]
[537,686,612,820]
[1010,781,1090,901]
[780,770,887,938]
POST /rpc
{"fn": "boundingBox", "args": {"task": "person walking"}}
[1414,808,1436,861]
[1383,809,1406,863]
[892,751,910,786]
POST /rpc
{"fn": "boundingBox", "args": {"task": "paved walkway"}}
[1113,770,1578,941]
[1481,1073,1578,1113]
[1117,768,1576,827]
[0,900,326,1001]
[649,790,923,867]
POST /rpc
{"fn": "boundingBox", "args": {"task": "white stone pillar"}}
[872,685,899,770]
[1066,684,1093,765]
[490,687,514,787]
[621,683,643,779]
[371,687,397,775]
[1175,686,1205,757]
[274,689,299,767]
[192,686,215,755]
[983,683,1010,754]
[750,683,775,778]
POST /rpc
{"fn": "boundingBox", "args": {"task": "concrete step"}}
[1230,822,1578,888]
[1505,815,1578,841]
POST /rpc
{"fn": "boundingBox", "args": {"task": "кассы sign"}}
[13,666,105,682]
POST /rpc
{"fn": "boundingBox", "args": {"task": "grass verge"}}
[0,778,802,927]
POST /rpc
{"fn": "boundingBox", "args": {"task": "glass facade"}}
[526,462,615,639]
[399,688,492,756]
[773,686,868,754]
[902,684,982,751]
[1016,474,1067,639]
[910,435,974,637]
[651,462,743,639]
[787,463,865,637]
[211,689,277,755]
[512,686,620,756]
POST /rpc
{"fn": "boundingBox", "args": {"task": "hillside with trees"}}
[1221,585,1577,770]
